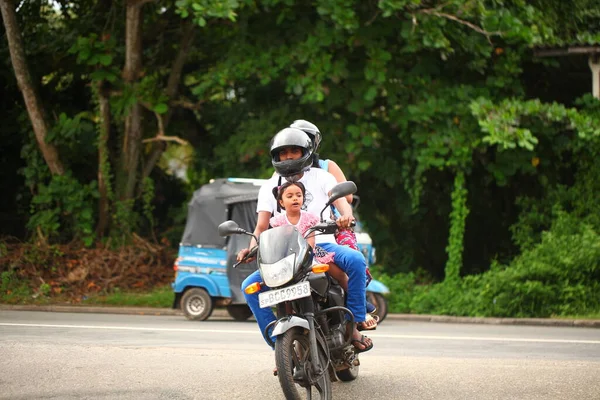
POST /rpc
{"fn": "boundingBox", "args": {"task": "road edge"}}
[1,304,598,328]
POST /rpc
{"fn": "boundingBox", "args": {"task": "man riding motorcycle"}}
[237,127,374,354]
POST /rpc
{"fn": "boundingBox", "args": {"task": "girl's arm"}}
[307,234,315,249]
[303,213,319,249]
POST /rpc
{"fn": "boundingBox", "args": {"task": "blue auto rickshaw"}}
[172,178,389,321]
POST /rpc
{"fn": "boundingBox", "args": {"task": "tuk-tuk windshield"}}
[258,225,306,264]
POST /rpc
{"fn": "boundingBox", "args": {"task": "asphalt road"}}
[0,310,599,400]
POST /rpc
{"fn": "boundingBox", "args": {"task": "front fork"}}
[266,297,325,376]
[305,311,323,374]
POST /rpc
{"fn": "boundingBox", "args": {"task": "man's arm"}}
[327,160,353,204]
[250,211,271,247]
[332,197,355,229]
[237,211,271,262]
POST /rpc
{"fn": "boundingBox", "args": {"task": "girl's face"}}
[279,184,304,212]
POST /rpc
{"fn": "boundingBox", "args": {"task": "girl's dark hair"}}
[272,181,306,205]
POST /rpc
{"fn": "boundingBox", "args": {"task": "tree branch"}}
[170,98,204,110]
[139,105,189,147]
[142,135,189,146]
[417,8,503,42]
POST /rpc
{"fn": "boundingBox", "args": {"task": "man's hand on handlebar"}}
[236,247,256,264]
[335,215,355,230]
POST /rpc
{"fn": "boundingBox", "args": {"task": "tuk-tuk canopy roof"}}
[181,178,262,247]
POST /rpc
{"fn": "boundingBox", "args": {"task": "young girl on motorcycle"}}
[269,181,348,288]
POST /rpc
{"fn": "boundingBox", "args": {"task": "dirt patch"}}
[0,235,176,301]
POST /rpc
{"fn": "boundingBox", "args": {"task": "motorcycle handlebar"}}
[307,220,356,236]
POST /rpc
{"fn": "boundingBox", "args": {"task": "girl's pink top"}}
[269,211,335,264]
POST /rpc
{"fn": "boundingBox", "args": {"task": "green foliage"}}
[386,211,600,318]
[1,270,33,303]
[110,200,139,245]
[472,212,600,317]
[471,97,600,151]
[68,33,120,82]
[3,0,600,320]
[141,177,156,231]
[444,170,469,281]
[138,73,170,115]
[176,0,242,26]
[511,139,600,252]
[47,112,95,149]
[372,269,419,313]
[27,174,98,246]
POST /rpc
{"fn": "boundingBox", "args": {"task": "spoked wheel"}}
[181,288,214,321]
[275,327,332,400]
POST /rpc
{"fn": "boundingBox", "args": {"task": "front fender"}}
[366,278,390,294]
[272,315,310,337]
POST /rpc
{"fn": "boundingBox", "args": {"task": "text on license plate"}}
[258,281,310,308]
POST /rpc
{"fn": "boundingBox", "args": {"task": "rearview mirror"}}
[328,181,357,205]
[218,220,242,237]
[319,181,358,221]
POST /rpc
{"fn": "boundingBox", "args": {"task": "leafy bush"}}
[27,174,98,246]
[372,269,418,313]
[470,212,600,317]
[389,211,600,318]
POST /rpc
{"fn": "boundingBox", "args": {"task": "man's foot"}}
[351,328,373,354]
[357,314,379,331]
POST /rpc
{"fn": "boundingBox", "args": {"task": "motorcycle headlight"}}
[259,253,296,287]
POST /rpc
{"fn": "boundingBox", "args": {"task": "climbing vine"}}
[444,170,469,282]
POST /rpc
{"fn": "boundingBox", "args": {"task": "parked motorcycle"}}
[218,181,364,400]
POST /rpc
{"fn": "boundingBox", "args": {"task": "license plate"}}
[258,281,311,308]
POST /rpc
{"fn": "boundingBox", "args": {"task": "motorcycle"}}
[218,181,364,400]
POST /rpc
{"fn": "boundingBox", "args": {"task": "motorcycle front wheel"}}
[275,327,332,400]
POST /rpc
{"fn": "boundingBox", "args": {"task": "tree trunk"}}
[141,20,195,182]
[119,0,145,200]
[0,0,64,175]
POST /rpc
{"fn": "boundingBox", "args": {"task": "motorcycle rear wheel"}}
[275,327,332,400]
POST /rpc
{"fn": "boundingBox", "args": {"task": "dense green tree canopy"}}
[2,0,599,283]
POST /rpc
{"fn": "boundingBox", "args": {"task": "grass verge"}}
[81,285,174,308]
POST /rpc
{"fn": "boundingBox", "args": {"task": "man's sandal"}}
[351,334,374,354]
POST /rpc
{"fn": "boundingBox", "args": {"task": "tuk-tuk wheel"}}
[181,288,214,321]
